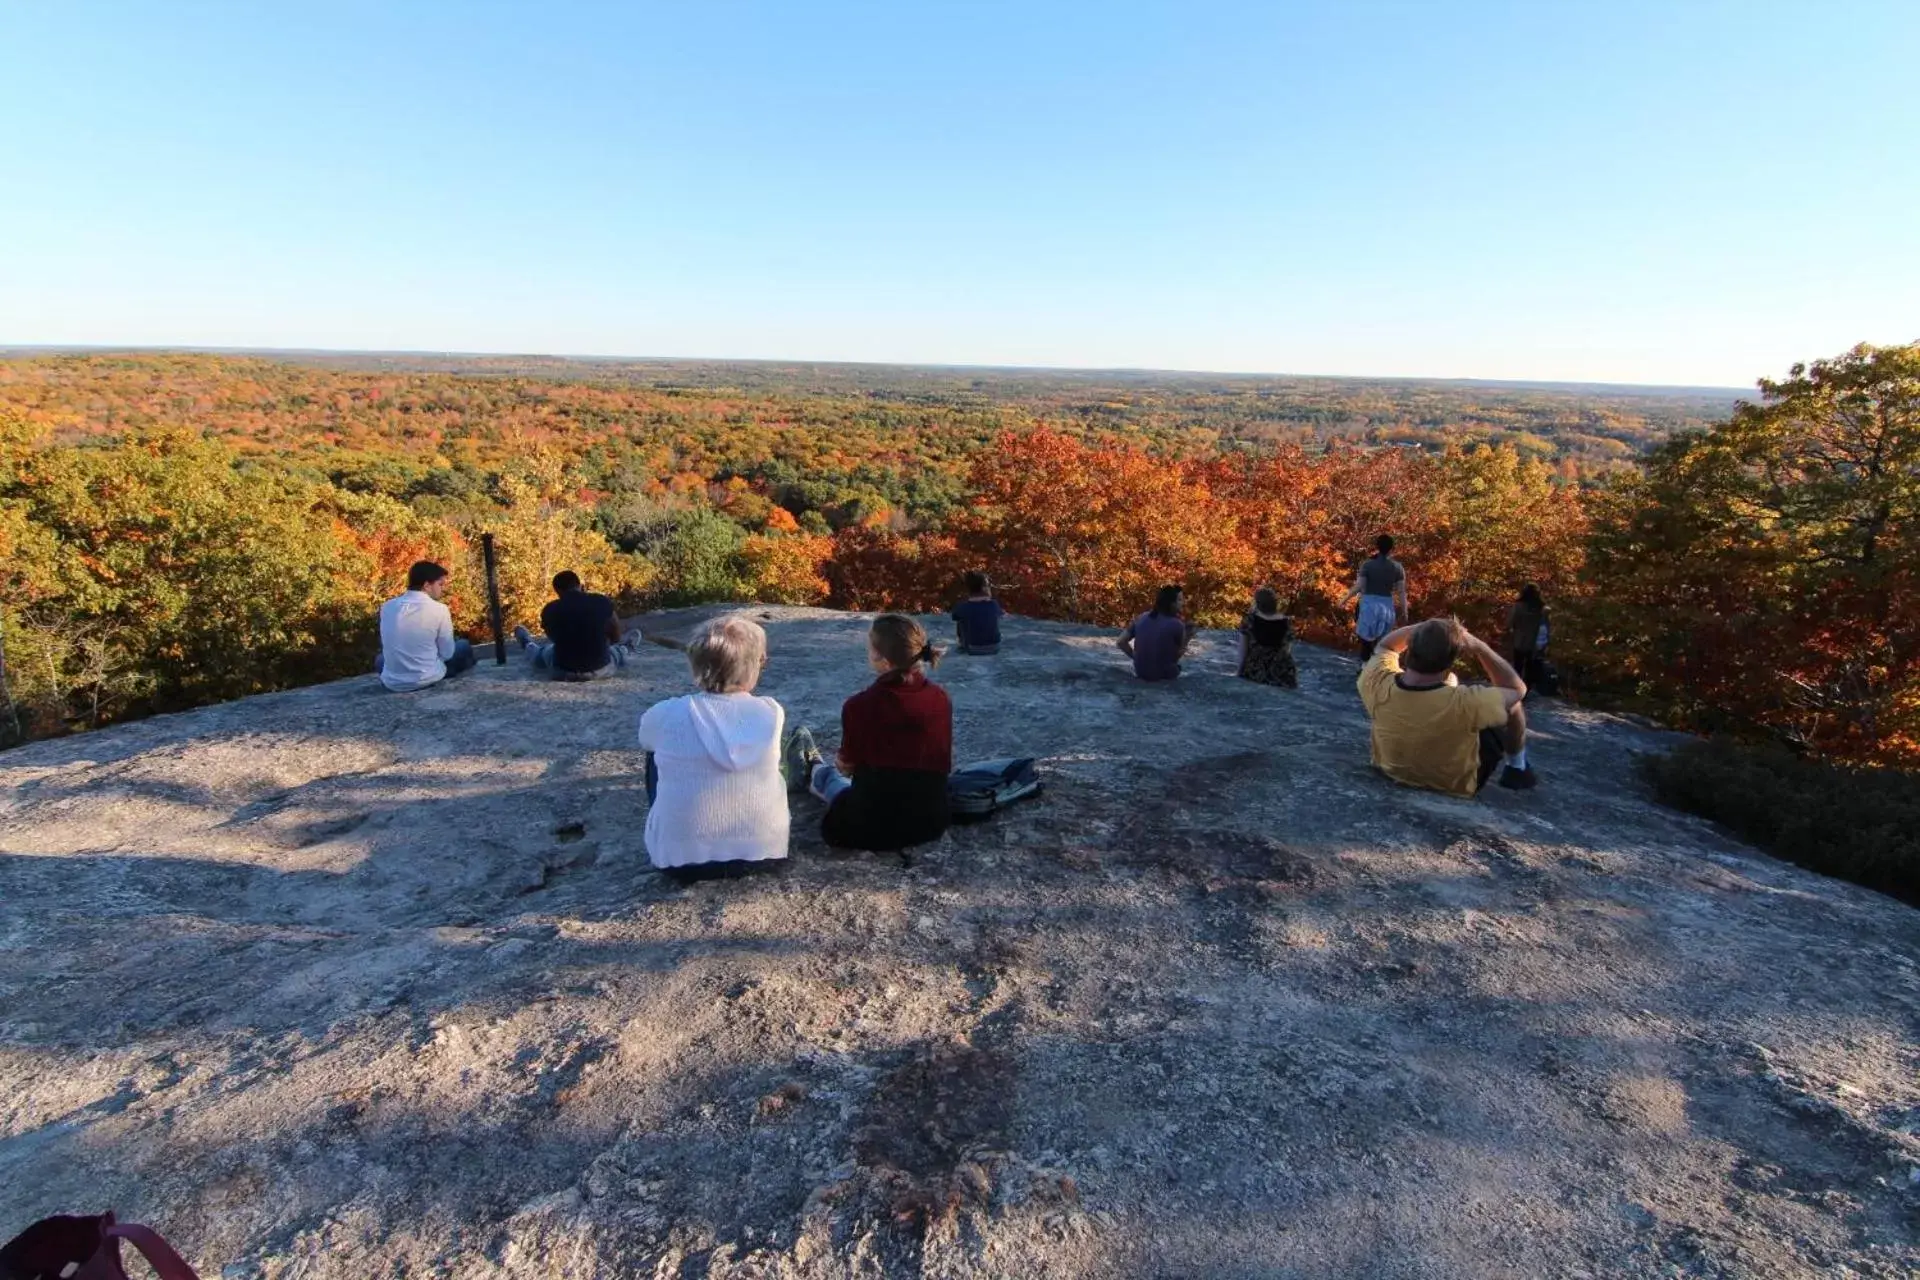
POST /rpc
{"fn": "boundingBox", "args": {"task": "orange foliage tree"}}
[1419,445,1590,637]
[1576,343,1920,762]
[1192,440,1584,643]
[1207,445,1443,639]
[738,531,833,605]
[950,429,1255,626]
[823,527,965,614]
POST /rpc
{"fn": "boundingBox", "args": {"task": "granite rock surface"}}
[2,607,1916,1278]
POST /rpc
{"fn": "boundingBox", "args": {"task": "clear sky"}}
[2,1,1915,387]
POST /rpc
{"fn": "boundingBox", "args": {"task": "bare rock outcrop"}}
[2,608,1916,1278]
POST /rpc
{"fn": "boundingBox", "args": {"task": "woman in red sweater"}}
[786,614,954,852]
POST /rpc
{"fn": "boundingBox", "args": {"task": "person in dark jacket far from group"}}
[783,614,954,853]
[1118,585,1194,681]
[512,570,639,681]
[1507,583,1549,684]
[951,570,1006,655]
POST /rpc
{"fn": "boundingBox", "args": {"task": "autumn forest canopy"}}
[0,348,1914,767]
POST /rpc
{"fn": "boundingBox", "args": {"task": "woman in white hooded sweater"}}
[638,615,790,883]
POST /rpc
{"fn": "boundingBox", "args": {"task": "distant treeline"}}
[2,351,1733,496]
[0,346,1911,767]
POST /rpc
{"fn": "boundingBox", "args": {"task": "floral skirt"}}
[1241,643,1298,688]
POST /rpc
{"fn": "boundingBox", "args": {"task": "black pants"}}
[1358,638,1378,662]
[1475,727,1508,792]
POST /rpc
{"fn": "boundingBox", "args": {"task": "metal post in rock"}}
[481,532,507,664]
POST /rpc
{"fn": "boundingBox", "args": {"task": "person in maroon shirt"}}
[784,614,954,852]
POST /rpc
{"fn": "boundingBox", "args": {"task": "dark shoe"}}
[1499,765,1538,791]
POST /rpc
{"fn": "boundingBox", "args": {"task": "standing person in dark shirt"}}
[1340,535,1409,661]
[951,571,1007,655]
[512,571,639,681]
[1507,583,1548,683]
[1118,585,1194,681]
[783,614,953,853]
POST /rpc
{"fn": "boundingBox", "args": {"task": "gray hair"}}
[686,614,767,693]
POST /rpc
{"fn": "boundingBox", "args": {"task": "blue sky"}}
[2,2,1915,386]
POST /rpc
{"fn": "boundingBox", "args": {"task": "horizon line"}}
[0,342,1753,398]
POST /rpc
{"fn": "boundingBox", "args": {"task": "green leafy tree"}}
[2,427,403,729]
[652,507,747,605]
[1579,343,1920,760]
[475,470,651,626]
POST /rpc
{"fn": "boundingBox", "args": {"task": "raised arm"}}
[1462,627,1527,709]
[1374,622,1420,656]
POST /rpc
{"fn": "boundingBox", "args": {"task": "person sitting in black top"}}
[512,571,639,681]
[951,570,1006,655]
[1238,587,1298,688]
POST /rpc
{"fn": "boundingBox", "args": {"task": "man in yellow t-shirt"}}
[1357,617,1537,796]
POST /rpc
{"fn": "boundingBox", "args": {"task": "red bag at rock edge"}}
[0,1212,199,1280]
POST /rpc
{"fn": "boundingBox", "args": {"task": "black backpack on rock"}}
[947,758,1043,821]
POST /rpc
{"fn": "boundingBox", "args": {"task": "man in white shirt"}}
[376,561,476,692]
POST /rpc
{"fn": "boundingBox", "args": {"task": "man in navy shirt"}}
[951,570,1006,655]
[513,571,638,681]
